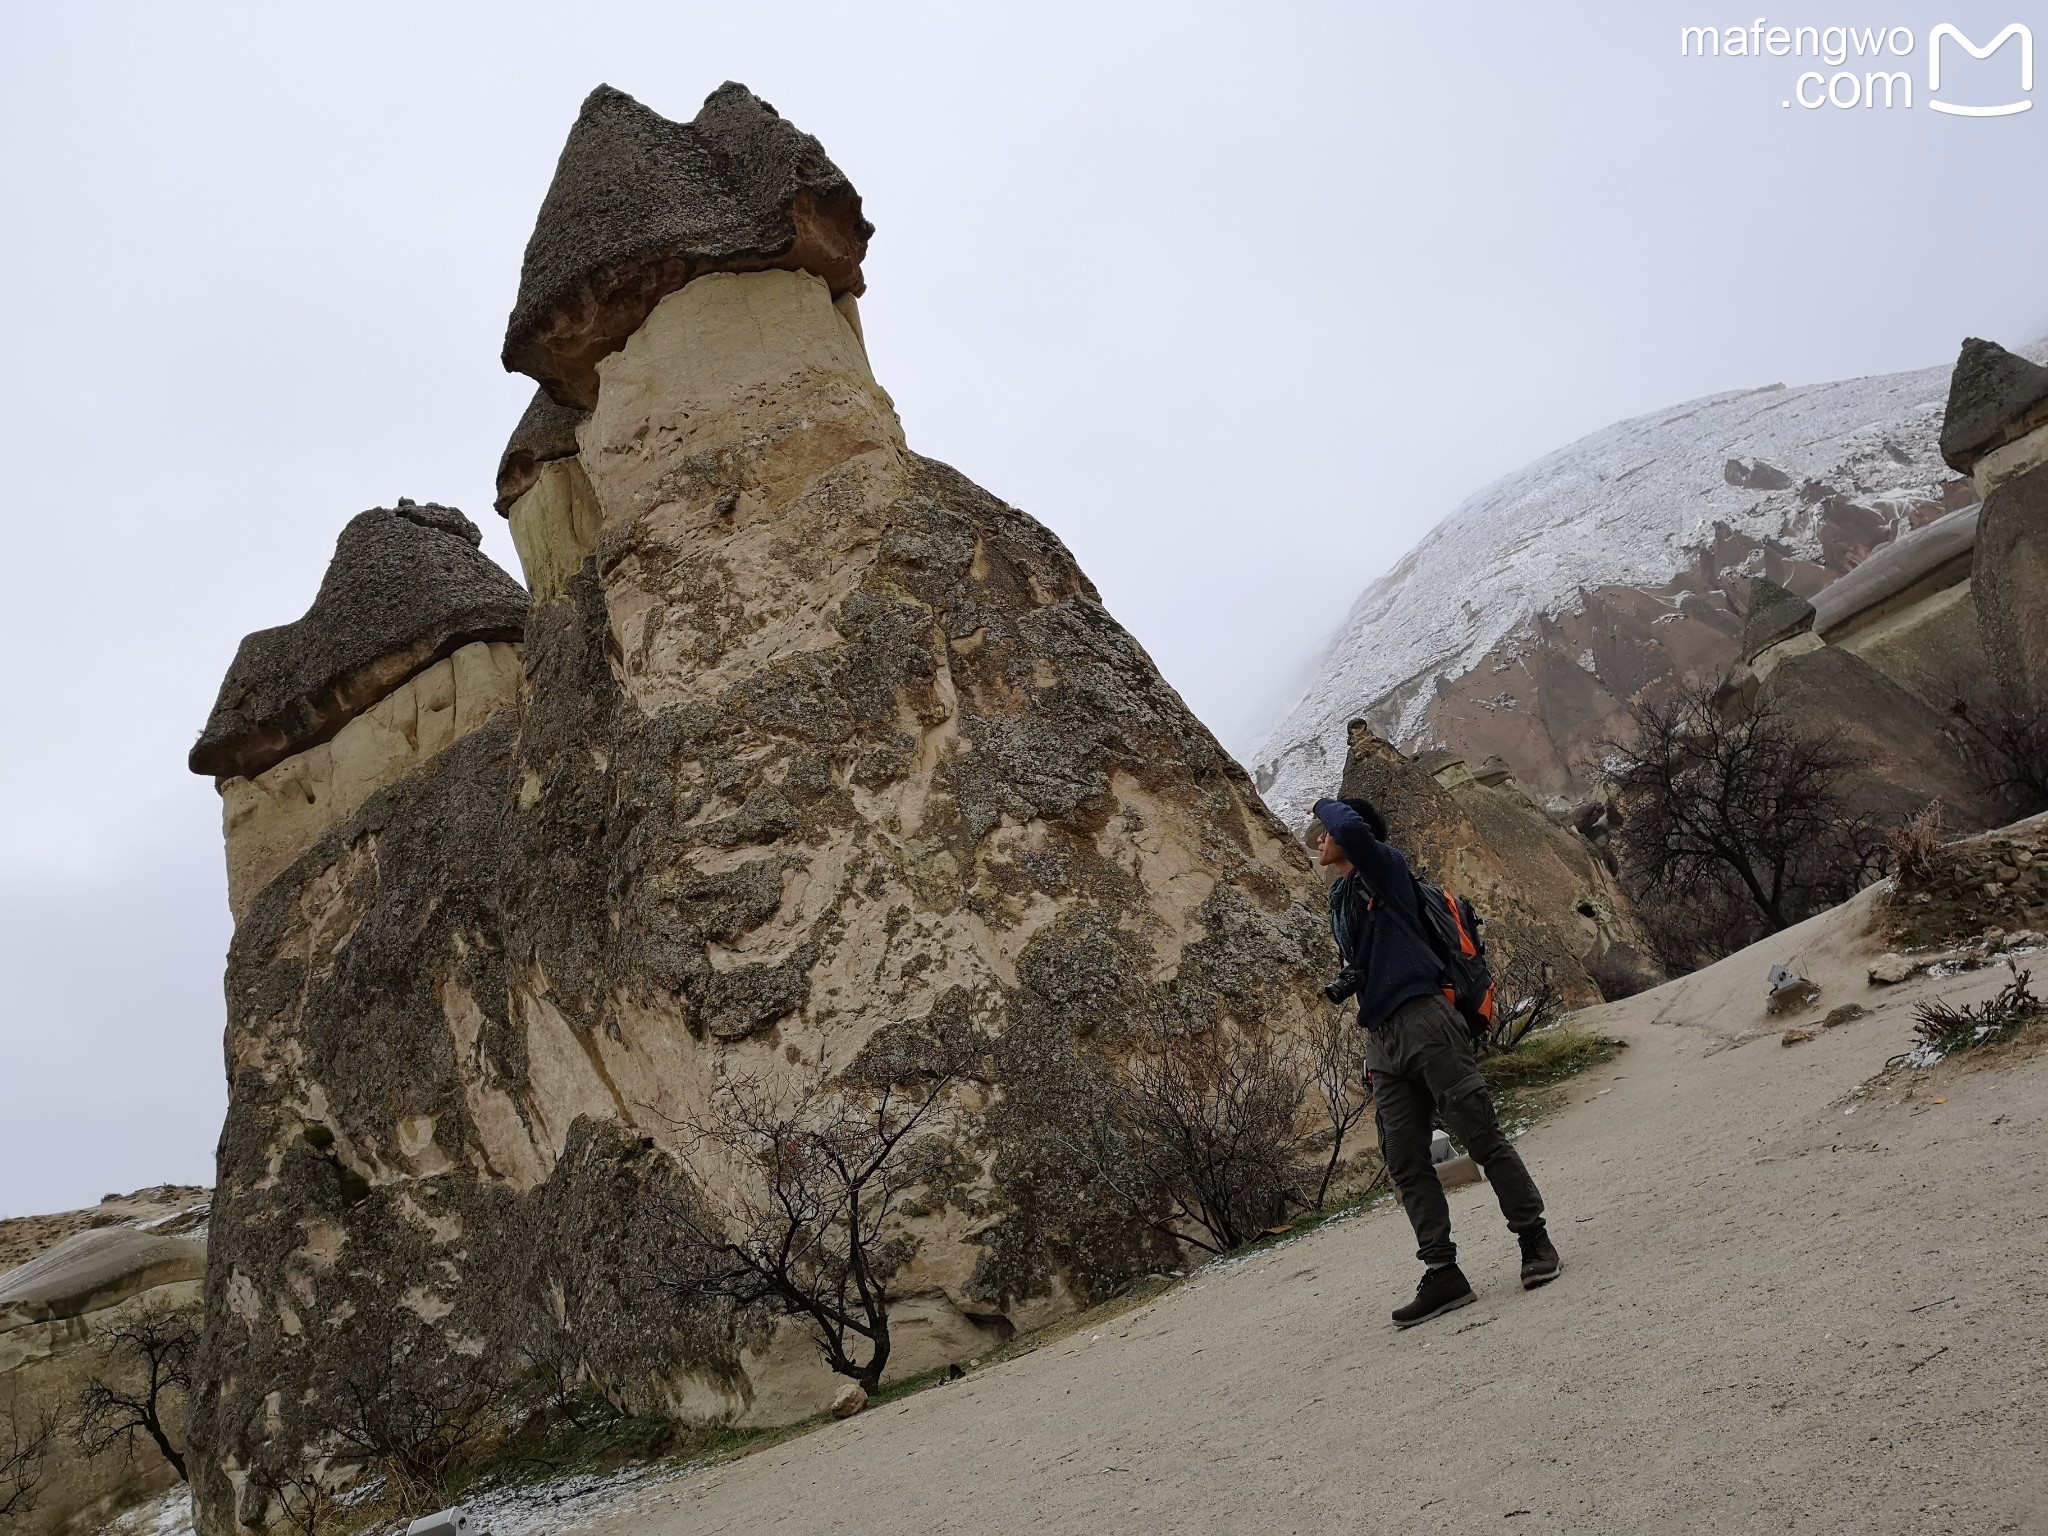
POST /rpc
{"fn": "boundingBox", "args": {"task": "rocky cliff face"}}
[184,83,1336,1532]
[1254,359,2000,820]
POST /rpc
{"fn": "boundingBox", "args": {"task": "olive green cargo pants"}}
[1366,991,1547,1267]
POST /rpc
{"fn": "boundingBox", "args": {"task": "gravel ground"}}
[564,884,2048,1536]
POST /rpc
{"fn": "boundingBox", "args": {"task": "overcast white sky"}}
[2,1,2043,1217]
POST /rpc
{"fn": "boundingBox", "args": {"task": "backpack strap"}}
[1367,877,1451,983]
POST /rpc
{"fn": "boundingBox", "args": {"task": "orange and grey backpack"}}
[1378,876,1498,1044]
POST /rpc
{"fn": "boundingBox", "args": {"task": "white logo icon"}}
[1928,22,2032,115]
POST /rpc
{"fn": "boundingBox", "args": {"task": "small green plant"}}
[1480,1026,1619,1095]
[1911,964,2041,1055]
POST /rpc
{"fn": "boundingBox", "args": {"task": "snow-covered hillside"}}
[1251,354,1986,822]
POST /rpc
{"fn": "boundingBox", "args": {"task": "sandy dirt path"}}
[578,888,2048,1535]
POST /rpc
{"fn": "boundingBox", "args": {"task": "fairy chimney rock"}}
[502,82,873,409]
[495,386,588,514]
[189,500,528,916]
[1940,337,2048,481]
[188,83,1337,1532]
[1740,575,1816,664]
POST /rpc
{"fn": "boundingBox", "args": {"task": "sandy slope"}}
[576,885,2048,1535]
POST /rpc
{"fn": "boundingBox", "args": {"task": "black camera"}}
[1324,966,1365,1006]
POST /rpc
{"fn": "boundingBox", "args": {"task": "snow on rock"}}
[1252,357,1984,822]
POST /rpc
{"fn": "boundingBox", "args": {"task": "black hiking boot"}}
[1518,1226,1562,1289]
[1391,1263,1476,1328]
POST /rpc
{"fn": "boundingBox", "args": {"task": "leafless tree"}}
[649,1023,982,1396]
[1600,677,1886,962]
[1071,1020,1316,1255]
[514,1328,622,1430]
[1303,1011,1371,1210]
[1945,680,2048,814]
[1,1397,55,1521]
[73,1308,195,1481]
[1488,964,1563,1054]
[324,1363,507,1518]
[252,1470,338,1536]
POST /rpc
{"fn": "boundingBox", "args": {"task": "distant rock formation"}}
[1331,722,1660,1008]
[1943,337,2048,697]
[1255,358,1993,820]
[1701,335,2048,833]
[0,1188,210,1536]
[186,82,1336,1532]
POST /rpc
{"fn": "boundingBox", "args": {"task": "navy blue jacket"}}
[1313,798,1446,1032]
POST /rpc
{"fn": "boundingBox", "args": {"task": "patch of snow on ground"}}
[98,1488,193,1536]
[450,1463,700,1536]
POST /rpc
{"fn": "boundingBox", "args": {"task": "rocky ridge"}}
[1252,357,2011,819]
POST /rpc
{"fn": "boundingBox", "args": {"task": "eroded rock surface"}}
[187,85,1334,1535]
[1975,459,2048,695]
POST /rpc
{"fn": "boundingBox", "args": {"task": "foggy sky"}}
[2,0,2042,1216]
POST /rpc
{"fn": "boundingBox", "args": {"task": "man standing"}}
[1311,795,1562,1326]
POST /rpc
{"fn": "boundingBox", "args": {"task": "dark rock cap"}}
[190,501,528,780]
[1940,337,2048,474]
[503,82,873,410]
[1740,575,1815,662]
[495,387,589,515]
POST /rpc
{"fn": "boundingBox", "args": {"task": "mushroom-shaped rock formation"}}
[190,501,527,780]
[502,82,873,409]
[190,501,528,917]
[1940,337,2048,477]
[1940,338,2048,696]
[188,85,1341,1532]
[494,387,601,601]
[1740,576,1816,664]
[494,386,588,513]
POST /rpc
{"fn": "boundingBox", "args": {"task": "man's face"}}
[1315,828,1348,869]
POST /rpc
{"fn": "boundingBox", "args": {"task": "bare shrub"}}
[252,1471,338,1536]
[649,1022,981,1395]
[1887,800,1961,892]
[1488,969,1562,1053]
[1601,677,1889,968]
[325,1363,508,1518]
[1303,1010,1372,1210]
[514,1327,623,1430]
[73,1307,195,1481]
[1070,1020,1318,1255]
[1583,944,1661,1003]
[1912,963,2042,1054]
[1945,681,2048,815]
[1,1396,55,1521]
